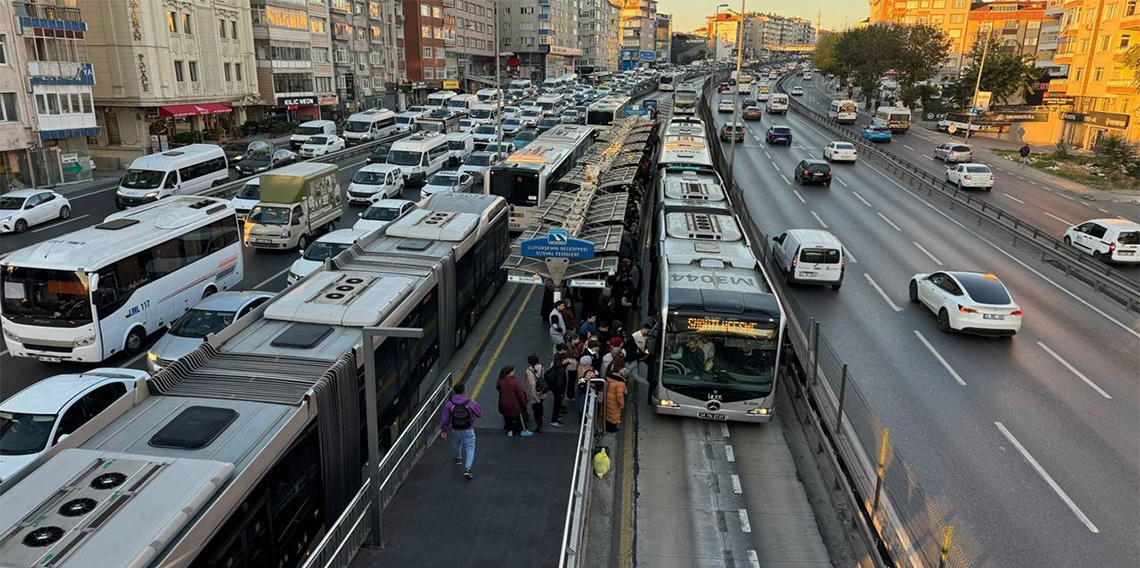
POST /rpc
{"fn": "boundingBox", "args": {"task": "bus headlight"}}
[658,399,680,408]
[74,335,96,347]
[746,407,770,416]
[280,229,290,238]
[3,327,20,342]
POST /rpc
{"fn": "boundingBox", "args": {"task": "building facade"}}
[499,0,581,80]
[329,0,395,115]
[867,0,977,80]
[578,0,621,75]
[965,2,1046,62]
[655,13,672,63]
[401,0,449,90]
[447,0,497,90]
[619,0,657,69]
[1,3,38,192]
[249,0,337,124]
[80,0,259,166]
[671,32,711,64]
[707,12,816,59]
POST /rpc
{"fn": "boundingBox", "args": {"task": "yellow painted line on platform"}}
[471,286,537,398]
[618,401,636,568]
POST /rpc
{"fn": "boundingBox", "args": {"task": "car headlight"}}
[280,229,290,238]
[256,166,269,172]
[3,327,20,342]
[75,335,96,347]
[144,192,158,198]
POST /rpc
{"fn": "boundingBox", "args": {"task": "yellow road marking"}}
[471,286,537,398]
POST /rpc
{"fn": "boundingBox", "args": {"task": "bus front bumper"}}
[653,400,774,423]
[2,324,102,363]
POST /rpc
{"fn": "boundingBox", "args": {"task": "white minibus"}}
[115,144,228,209]
[343,108,398,144]
[387,133,450,186]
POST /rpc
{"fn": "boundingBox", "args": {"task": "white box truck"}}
[243,162,342,251]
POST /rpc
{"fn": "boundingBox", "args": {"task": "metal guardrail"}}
[300,371,453,568]
[775,79,1140,313]
[557,385,602,568]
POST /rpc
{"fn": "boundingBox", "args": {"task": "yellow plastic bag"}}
[593,448,611,478]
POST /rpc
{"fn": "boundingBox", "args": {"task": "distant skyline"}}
[657,0,869,33]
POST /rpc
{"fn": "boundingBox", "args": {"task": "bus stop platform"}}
[350,284,579,568]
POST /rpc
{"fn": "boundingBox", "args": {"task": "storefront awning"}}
[158,102,233,118]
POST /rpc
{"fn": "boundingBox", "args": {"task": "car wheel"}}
[14,218,28,233]
[831,282,841,291]
[909,281,919,303]
[824,181,831,187]
[957,180,963,190]
[1093,250,1105,262]
[202,286,217,299]
[296,233,308,251]
[937,309,951,333]
[59,205,71,219]
[124,327,146,356]
[785,270,796,287]
[1063,236,1072,247]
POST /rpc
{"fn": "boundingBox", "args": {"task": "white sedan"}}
[945,163,995,190]
[823,141,858,163]
[0,189,72,233]
[909,271,1022,336]
[299,134,346,157]
[420,171,475,200]
[353,199,416,233]
[790,86,804,96]
[717,100,736,113]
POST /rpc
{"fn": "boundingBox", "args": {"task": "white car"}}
[353,199,417,233]
[231,178,260,222]
[945,163,994,190]
[1062,218,1140,263]
[347,163,405,204]
[299,134,346,157]
[501,105,521,119]
[909,271,1022,336]
[146,291,273,373]
[823,141,858,163]
[459,151,502,179]
[501,118,525,136]
[0,368,148,482]
[287,228,372,284]
[420,171,475,200]
[790,86,804,96]
[473,124,500,146]
[0,189,72,233]
[459,118,477,133]
[717,100,736,113]
[519,108,543,127]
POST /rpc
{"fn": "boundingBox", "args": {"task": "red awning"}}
[158,102,233,118]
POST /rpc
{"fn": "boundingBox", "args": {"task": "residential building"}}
[80,0,259,166]
[499,0,581,80]
[249,0,337,124]
[965,1,1046,61]
[401,0,448,90]
[655,13,672,64]
[6,1,99,188]
[1036,0,1066,83]
[866,0,978,79]
[448,0,497,90]
[578,0,622,75]
[706,12,816,59]
[330,0,394,115]
[619,0,657,69]
[0,3,39,192]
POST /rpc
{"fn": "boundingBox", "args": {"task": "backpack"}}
[541,364,565,395]
[450,399,473,430]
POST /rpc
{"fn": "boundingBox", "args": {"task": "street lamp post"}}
[963,32,990,143]
[727,0,746,184]
[495,0,502,155]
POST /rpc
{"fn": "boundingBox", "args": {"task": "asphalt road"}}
[709,92,1140,568]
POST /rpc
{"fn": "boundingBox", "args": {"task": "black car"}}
[537,117,561,133]
[720,122,746,142]
[225,140,273,166]
[235,148,298,175]
[794,159,832,187]
[366,143,393,164]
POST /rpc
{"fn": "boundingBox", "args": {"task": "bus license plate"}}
[37,355,61,363]
[698,412,728,421]
[983,314,1005,320]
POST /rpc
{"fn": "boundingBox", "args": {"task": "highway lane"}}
[709,94,1140,568]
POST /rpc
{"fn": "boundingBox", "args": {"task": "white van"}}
[476,88,501,102]
[426,90,458,109]
[828,100,859,124]
[468,102,501,124]
[509,79,534,92]
[536,94,566,116]
[766,94,789,115]
[289,120,337,150]
[343,108,398,145]
[446,132,476,166]
[771,229,846,289]
[446,93,480,116]
[395,110,422,133]
[347,163,405,204]
[386,133,450,186]
[232,177,260,222]
[116,144,228,209]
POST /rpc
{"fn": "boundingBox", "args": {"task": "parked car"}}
[299,134,346,157]
[366,142,393,164]
[793,159,832,186]
[717,100,736,113]
[765,125,794,145]
[909,271,1022,336]
[353,199,417,233]
[1062,218,1140,263]
[933,143,974,163]
[861,125,893,143]
[347,163,405,204]
[235,148,298,176]
[823,141,858,163]
[945,163,995,190]
[0,189,72,233]
[147,291,274,373]
[420,171,476,200]
[720,121,746,142]
[287,229,372,284]
[0,368,149,482]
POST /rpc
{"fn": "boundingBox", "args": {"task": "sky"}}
[657,0,870,33]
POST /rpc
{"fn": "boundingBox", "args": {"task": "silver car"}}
[146,292,273,373]
[934,143,973,163]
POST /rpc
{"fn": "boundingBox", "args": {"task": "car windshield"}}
[242,152,272,167]
[168,308,236,339]
[306,136,328,145]
[661,316,779,398]
[428,173,461,185]
[387,150,422,166]
[966,166,991,173]
[0,197,25,210]
[465,154,492,166]
[121,169,165,189]
[396,116,414,125]
[522,109,541,117]
[235,183,260,200]
[0,267,91,322]
[956,273,1011,305]
[371,145,391,157]
[362,206,403,221]
[296,125,325,135]
[516,131,536,141]
[448,140,467,150]
[475,125,497,135]
[303,241,353,261]
[353,170,388,185]
[247,205,291,225]
[470,109,493,119]
[0,412,56,455]
[504,119,522,127]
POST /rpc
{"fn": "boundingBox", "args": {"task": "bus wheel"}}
[124,327,146,356]
[202,285,217,299]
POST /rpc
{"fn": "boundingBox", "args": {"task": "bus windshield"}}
[388,150,423,166]
[121,169,165,190]
[489,169,539,207]
[344,120,372,133]
[247,205,291,225]
[1,267,92,322]
[660,315,778,398]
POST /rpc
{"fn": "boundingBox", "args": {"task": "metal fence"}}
[698,76,972,568]
[300,371,454,568]
[557,384,603,568]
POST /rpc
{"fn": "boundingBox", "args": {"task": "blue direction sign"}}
[520,229,595,259]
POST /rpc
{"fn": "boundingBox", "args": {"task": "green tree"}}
[1093,134,1138,174]
[812,33,847,78]
[835,25,899,107]
[1123,45,1140,86]
[893,24,950,107]
[945,32,1038,108]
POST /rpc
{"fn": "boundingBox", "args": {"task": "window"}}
[1105,2,1118,19]
[167,11,178,33]
[1122,35,1133,49]
[189,61,199,82]
[337,75,346,89]
[949,14,964,23]
[423,46,433,59]
[0,93,17,121]
[371,25,382,40]
[1074,67,1084,81]
[933,0,945,7]
[267,6,309,30]
[931,14,944,24]
[0,33,7,65]
[424,67,434,79]
[432,6,442,18]
[46,93,59,115]
[421,4,430,16]
[224,63,231,81]
[952,0,967,6]
[232,21,238,39]
[316,76,332,92]
[311,17,327,34]
[81,92,91,114]
[235,63,242,81]
[35,94,46,114]
[182,13,193,34]
[370,2,381,18]
[1094,66,1105,81]
[422,25,431,37]
[1100,35,1111,51]
[58,93,69,114]
[433,27,442,39]
[219,19,227,38]
[174,60,185,82]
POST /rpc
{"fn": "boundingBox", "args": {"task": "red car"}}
[717,82,731,93]
[742,106,763,121]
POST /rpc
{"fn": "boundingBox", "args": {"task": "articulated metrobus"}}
[657,134,715,173]
[0,193,510,568]
[486,124,596,231]
[673,87,699,115]
[586,95,634,127]
[0,197,243,363]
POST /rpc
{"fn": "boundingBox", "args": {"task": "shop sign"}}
[278,96,317,107]
[443,80,460,90]
[318,94,339,106]
[1061,111,1130,129]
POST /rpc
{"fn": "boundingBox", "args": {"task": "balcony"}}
[1107,78,1137,93]
[27,61,95,86]
[1122,9,1139,31]
[14,1,87,31]
[263,60,314,70]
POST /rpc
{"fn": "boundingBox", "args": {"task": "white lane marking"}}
[781,174,792,186]
[67,185,122,201]
[1016,175,1026,181]
[913,330,967,386]
[924,155,935,160]
[0,349,8,357]
[720,422,731,437]
[747,550,760,568]
[810,210,828,228]
[1002,193,1026,204]
[1058,193,1075,201]
[738,509,753,533]
[850,190,872,207]
[31,214,90,233]
[903,144,916,152]
[995,421,1100,533]
[844,247,858,263]
[1043,212,1074,225]
[1117,216,1130,221]
[764,151,772,160]
[1029,180,1040,186]
[725,444,735,462]
[1037,342,1112,399]
[254,267,291,290]
[913,241,944,265]
[835,176,849,187]
[878,212,902,232]
[864,273,902,312]
[792,189,807,203]
[1097,208,1109,213]
[772,162,781,172]
[731,474,743,494]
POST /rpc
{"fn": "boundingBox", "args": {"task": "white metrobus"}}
[586,95,633,127]
[0,197,243,363]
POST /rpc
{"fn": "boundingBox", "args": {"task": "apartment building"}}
[707,12,816,59]
[329,0,395,114]
[0,3,37,192]
[619,0,658,69]
[655,13,672,63]
[868,0,975,78]
[578,0,622,74]
[447,0,496,90]
[400,0,448,89]
[966,1,1046,60]
[499,0,582,80]
[80,0,258,165]
[247,1,336,124]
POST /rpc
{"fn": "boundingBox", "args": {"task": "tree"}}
[892,24,950,108]
[1123,45,1140,86]
[1093,134,1138,174]
[835,25,899,107]
[812,33,847,78]
[945,32,1038,108]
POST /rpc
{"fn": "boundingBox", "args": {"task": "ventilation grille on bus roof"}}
[681,212,726,240]
[95,219,140,230]
[679,182,712,200]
